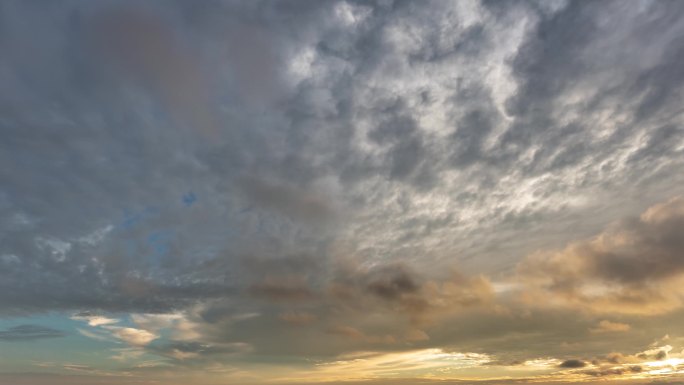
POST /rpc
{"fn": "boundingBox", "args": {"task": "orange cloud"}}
[590,320,631,333]
[517,196,684,315]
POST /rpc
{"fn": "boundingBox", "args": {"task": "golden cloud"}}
[517,196,684,315]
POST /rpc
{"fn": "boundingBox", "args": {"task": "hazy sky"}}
[2,1,684,384]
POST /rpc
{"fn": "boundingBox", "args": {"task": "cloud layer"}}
[0,325,66,341]
[518,196,684,315]
[2,0,684,384]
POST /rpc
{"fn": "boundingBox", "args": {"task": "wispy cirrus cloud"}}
[0,325,65,341]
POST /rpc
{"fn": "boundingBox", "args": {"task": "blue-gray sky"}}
[2,0,684,384]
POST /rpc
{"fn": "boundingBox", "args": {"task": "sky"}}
[1,0,684,384]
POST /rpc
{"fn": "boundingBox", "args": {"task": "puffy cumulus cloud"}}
[518,196,684,315]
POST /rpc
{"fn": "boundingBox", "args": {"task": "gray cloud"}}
[583,365,642,377]
[363,263,420,300]
[2,0,683,317]
[1,1,684,380]
[559,359,586,368]
[238,176,338,223]
[249,274,318,302]
[0,324,66,341]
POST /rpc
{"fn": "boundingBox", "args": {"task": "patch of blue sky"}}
[182,191,197,207]
[117,206,161,230]
[145,229,175,264]
[0,314,119,372]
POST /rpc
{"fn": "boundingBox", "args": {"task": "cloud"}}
[110,347,145,362]
[363,263,420,300]
[0,0,682,327]
[71,312,119,326]
[103,326,158,347]
[583,365,643,377]
[77,328,111,342]
[130,312,200,341]
[0,324,65,341]
[249,274,317,302]
[87,5,221,138]
[323,260,494,330]
[518,196,684,315]
[278,311,317,326]
[238,176,338,223]
[307,349,492,382]
[638,344,673,361]
[326,325,396,345]
[1,1,684,382]
[590,320,631,333]
[559,359,586,368]
[72,313,159,347]
[144,258,495,359]
[146,340,253,362]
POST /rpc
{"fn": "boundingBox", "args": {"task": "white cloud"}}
[103,326,158,347]
[76,328,111,342]
[71,314,119,327]
[308,349,491,381]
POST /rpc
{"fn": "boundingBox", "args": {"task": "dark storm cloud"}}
[0,324,65,341]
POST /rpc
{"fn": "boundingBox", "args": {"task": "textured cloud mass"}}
[2,0,684,384]
[518,196,684,315]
